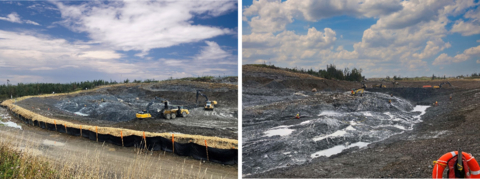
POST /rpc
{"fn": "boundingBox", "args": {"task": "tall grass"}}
[0,130,235,179]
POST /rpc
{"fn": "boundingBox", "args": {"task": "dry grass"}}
[0,132,234,179]
[243,65,324,80]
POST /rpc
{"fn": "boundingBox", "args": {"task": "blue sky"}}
[243,0,480,78]
[0,1,238,84]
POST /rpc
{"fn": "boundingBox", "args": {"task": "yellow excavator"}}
[433,81,452,89]
[136,98,158,119]
[373,83,386,88]
[361,82,367,89]
[351,88,365,96]
[136,98,189,120]
[159,101,189,119]
[196,90,217,110]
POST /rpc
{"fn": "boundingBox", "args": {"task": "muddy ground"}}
[0,107,238,178]
[13,80,238,139]
[243,65,480,178]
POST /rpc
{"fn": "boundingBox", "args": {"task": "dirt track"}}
[243,65,480,178]
[0,107,237,178]
[13,81,238,139]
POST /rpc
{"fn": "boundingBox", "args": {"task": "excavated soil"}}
[243,65,480,178]
[14,81,238,139]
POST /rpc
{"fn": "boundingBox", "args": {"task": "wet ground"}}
[242,65,480,178]
[0,107,238,178]
[14,81,238,139]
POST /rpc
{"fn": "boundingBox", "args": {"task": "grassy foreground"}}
[0,141,57,178]
[0,136,230,179]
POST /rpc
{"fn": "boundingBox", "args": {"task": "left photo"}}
[0,1,238,178]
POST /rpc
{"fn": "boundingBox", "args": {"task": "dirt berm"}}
[243,64,480,178]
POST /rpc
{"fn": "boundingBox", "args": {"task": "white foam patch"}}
[74,112,89,116]
[319,111,342,116]
[313,121,357,141]
[0,121,22,129]
[383,112,395,120]
[313,130,347,141]
[300,120,312,125]
[311,142,370,158]
[345,125,356,131]
[372,124,408,130]
[412,105,430,120]
[264,125,295,137]
[362,111,373,117]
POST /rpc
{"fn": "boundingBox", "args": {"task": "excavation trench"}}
[243,89,439,176]
[1,81,239,165]
[12,82,238,139]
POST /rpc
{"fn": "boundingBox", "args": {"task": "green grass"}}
[0,142,58,178]
[247,64,280,69]
[179,76,215,82]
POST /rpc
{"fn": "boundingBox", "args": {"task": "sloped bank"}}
[242,90,432,176]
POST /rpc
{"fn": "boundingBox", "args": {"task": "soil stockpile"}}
[243,65,480,178]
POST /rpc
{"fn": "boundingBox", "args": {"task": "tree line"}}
[253,63,365,82]
[0,78,167,101]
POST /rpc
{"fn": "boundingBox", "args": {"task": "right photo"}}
[242,0,480,178]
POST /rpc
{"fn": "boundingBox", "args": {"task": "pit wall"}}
[367,88,453,105]
[0,88,238,165]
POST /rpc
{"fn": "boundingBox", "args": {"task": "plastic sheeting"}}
[11,110,237,165]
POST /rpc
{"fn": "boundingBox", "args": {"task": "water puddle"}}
[311,142,370,158]
[264,125,295,137]
[313,121,357,141]
[0,121,22,129]
[74,112,89,116]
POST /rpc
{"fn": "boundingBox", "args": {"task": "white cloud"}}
[451,20,480,36]
[0,12,40,25]
[243,0,404,33]
[77,51,122,59]
[243,27,337,63]
[372,0,453,30]
[450,7,480,36]
[25,20,40,26]
[0,12,22,23]
[433,45,480,65]
[0,30,122,71]
[412,40,451,60]
[54,1,236,56]
[243,0,293,33]
[0,29,237,83]
[243,0,478,76]
[195,41,232,61]
[163,41,238,75]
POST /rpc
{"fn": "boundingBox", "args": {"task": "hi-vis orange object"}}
[433,151,480,178]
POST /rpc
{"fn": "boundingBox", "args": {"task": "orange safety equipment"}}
[432,151,480,178]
